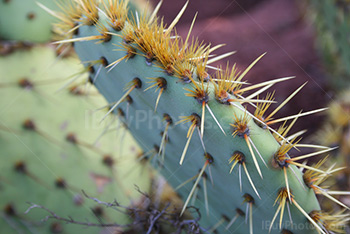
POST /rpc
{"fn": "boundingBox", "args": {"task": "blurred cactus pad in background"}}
[0,43,152,233]
[308,0,350,91]
[308,0,350,212]
[0,0,150,42]
[1,0,350,233]
[0,0,66,42]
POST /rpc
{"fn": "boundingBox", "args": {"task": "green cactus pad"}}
[0,0,65,42]
[309,0,350,90]
[0,44,151,233]
[0,0,150,43]
[50,1,349,233]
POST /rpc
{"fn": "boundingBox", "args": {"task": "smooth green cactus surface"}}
[0,0,66,42]
[0,44,151,233]
[51,1,349,233]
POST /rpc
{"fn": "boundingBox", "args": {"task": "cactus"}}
[0,0,65,42]
[313,90,350,198]
[0,0,150,43]
[306,0,350,213]
[49,0,350,233]
[0,43,152,233]
[308,0,350,91]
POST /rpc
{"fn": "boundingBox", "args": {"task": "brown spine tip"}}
[160,131,169,142]
[111,20,124,31]
[84,14,99,26]
[236,208,245,216]
[165,64,175,76]
[88,76,94,84]
[303,173,312,189]
[145,52,154,66]
[22,119,36,130]
[126,46,136,59]
[69,85,84,95]
[154,144,160,154]
[18,78,34,89]
[181,69,192,83]
[271,152,290,169]
[201,171,208,180]
[117,108,125,117]
[133,78,142,89]
[123,34,134,44]
[55,178,66,189]
[197,70,210,82]
[103,33,112,43]
[137,151,148,164]
[100,57,109,67]
[204,152,214,164]
[50,222,63,233]
[126,95,133,104]
[4,204,16,216]
[14,161,27,173]
[194,89,209,104]
[216,90,230,105]
[88,65,95,74]
[92,206,103,217]
[243,193,255,204]
[156,77,167,89]
[163,113,173,125]
[102,155,114,167]
[66,133,78,144]
[309,210,321,220]
[231,151,246,164]
[222,214,230,222]
[27,12,35,20]
[73,23,79,35]
[231,121,250,138]
[190,113,201,127]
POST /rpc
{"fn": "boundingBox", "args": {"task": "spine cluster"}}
[40,0,350,233]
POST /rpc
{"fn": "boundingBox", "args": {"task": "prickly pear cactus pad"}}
[0,0,66,42]
[0,44,151,233]
[0,0,150,43]
[51,0,350,233]
[308,0,350,90]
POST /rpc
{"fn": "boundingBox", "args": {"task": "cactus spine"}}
[0,43,151,233]
[50,0,350,233]
[0,0,150,43]
[308,0,350,208]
